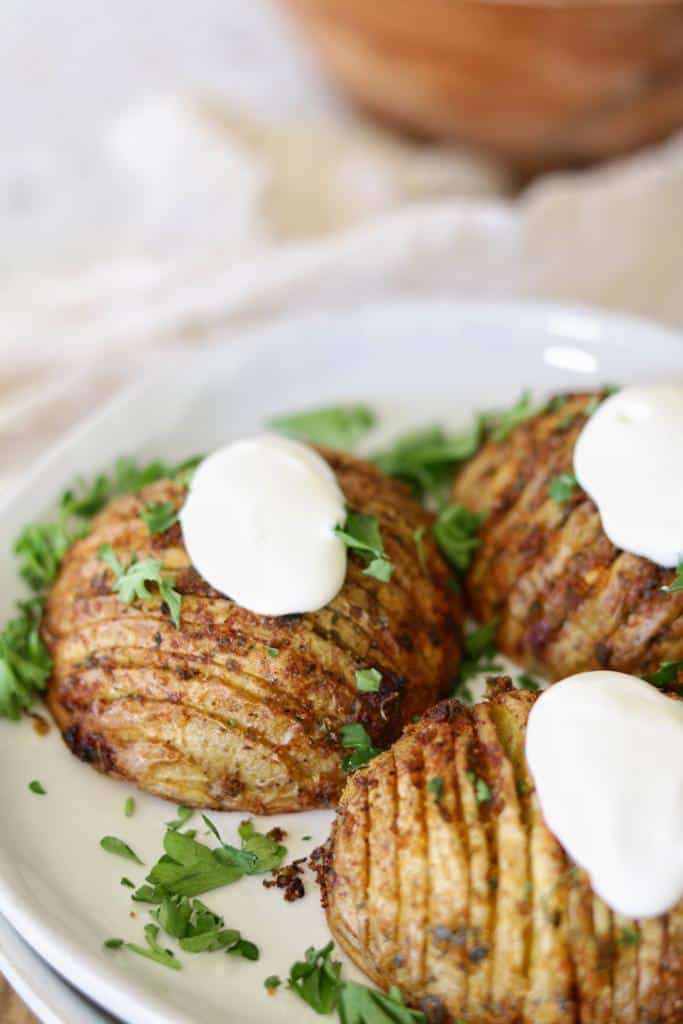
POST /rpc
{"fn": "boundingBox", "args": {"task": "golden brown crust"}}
[43,448,461,813]
[453,393,683,682]
[323,680,683,1024]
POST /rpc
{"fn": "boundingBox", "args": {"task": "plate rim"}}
[0,297,680,1024]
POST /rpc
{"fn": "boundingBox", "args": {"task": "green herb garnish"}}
[166,806,194,831]
[340,723,381,772]
[426,777,444,802]
[373,423,483,502]
[266,646,279,658]
[288,941,343,1014]
[645,660,683,691]
[517,673,540,692]
[335,511,393,582]
[124,796,136,818]
[339,981,425,1023]
[618,928,640,946]
[662,560,683,594]
[104,938,124,949]
[270,404,375,450]
[125,923,182,971]
[141,501,179,535]
[100,836,144,865]
[355,668,382,693]
[489,390,541,442]
[265,975,282,992]
[0,600,53,720]
[549,472,578,506]
[121,877,135,889]
[454,618,502,693]
[433,504,484,573]
[467,771,492,805]
[29,780,46,795]
[98,545,182,628]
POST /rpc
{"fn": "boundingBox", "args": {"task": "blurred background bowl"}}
[278,0,683,172]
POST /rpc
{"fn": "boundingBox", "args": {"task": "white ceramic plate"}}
[0,301,681,1024]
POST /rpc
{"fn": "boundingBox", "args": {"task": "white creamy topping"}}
[526,671,683,919]
[180,436,347,616]
[574,385,683,567]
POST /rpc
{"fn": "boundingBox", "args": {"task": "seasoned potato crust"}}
[323,680,683,1024]
[43,449,461,813]
[453,393,683,681]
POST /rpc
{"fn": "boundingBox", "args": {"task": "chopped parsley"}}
[133,818,286,903]
[0,600,53,720]
[265,975,282,992]
[488,390,541,442]
[99,545,182,628]
[340,723,381,772]
[662,560,683,594]
[549,472,578,506]
[645,660,683,691]
[121,877,135,889]
[355,668,382,693]
[618,927,640,946]
[104,938,124,949]
[433,504,484,573]
[453,618,502,696]
[269,404,375,450]
[1,455,201,721]
[517,673,540,693]
[124,796,136,818]
[28,780,46,795]
[100,836,144,865]
[140,501,179,535]
[335,511,393,582]
[266,646,279,658]
[166,806,194,831]
[125,923,182,971]
[426,777,444,802]
[287,942,425,1022]
[467,771,492,805]
[373,422,483,502]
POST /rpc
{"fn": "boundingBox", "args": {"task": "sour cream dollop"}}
[574,385,683,567]
[526,671,683,919]
[180,436,347,616]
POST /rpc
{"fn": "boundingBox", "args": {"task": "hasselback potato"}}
[43,448,461,813]
[322,680,683,1024]
[453,393,683,682]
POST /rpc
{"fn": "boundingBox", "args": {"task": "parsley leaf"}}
[270,404,375,450]
[488,390,541,442]
[339,981,425,1023]
[413,525,428,574]
[645,660,683,691]
[265,975,282,992]
[29,780,46,795]
[426,777,444,802]
[100,836,144,864]
[125,923,182,971]
[166,806,194,831]
[517,673,540,693]
[340,723,381,772]
[237,819,288,873]
[355,668,381,693]
[13,522,78,591]
[124,796,136,818]
[335,512,393,582]
[141,502,179,535]
[373,423,483,502]
[99,545,182,628]
[549,472,578,506]
[662,560,683,594]
[288,941,343,1014]
[433,504,484,573]
[0,602,52,720]
[467,771,492,804]
[266,646,279,658]
[618,928,640,946]
[453,618,502,693]
[104,938,124,949]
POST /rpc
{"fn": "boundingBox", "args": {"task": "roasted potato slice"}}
[453,393,683,682]
[322,680,683,1023]
[44,448,461,813]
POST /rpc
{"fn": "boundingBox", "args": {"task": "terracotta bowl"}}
[278,0,683,171]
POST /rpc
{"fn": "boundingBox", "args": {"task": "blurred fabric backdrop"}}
[2,0,683,501]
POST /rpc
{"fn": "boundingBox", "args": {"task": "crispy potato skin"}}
[453,393,683,681]
[43,449,461,813]
[323,680,683,1024]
